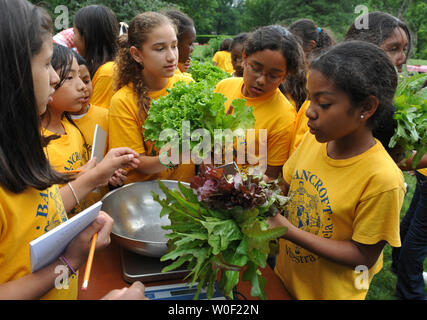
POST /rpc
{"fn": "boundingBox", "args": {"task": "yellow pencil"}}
[81,233,97,291]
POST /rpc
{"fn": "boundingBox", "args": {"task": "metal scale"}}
[120,247,188,283]
[119,248,225,300]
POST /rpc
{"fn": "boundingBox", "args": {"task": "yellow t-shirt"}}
[212,51,234,74]
[289,100,311,156]
[43,119,87,173]
[109,75,196,184]
[174,68,193,80]
[0,184,78,300]
[70,104,109,206]
[90,61,116,109]
[43,119,88,214]
[215,77,296,172]
[275,133,405,300]
[71,104,109,158]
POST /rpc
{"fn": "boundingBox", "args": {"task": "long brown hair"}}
[115,12,176,120]
[0,0,70,193]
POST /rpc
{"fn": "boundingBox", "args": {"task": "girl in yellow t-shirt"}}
[267,41,405,300]
[42,45,133,214]
[69,51,121,204]
[41,44,90,173]
[0,0,143,300]
[212,38,234,74]
[109,12,195,185]
[73,5,119,109]
[215,25,305,179]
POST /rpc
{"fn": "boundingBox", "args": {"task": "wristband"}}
[67,182,80,207]
[159,151,174,169]
[59,255,77,276]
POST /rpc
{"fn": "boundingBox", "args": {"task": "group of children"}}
[0,0,426,300]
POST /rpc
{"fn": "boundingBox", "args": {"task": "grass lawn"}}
[366,172,427,300]
[408,59,427,66]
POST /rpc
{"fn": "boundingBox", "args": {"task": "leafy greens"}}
[153,165,288,300]
[143,80,256,153]
[389,72,427,168]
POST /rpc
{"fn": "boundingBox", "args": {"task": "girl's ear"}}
[360,95,379,120]
[130,46,144,67]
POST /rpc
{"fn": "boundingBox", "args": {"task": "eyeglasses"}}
[246,62,285,83]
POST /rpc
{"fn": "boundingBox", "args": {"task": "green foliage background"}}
[32,0,427,59]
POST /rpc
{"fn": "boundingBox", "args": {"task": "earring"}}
[360,114,365,119]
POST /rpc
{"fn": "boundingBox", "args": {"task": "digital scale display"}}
[144,282,226,300]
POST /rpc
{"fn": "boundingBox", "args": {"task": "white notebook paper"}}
[29,201,102,272]
[90,124,107,162]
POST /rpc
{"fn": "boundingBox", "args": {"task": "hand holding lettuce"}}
[153,165,289,300]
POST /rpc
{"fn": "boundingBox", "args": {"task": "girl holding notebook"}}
[0,0,144,299]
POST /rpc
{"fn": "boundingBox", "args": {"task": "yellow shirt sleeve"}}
[90,61,116,109]
[109,85,146,155]
[352,185,404,248]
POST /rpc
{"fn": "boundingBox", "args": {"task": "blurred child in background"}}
[73,5,119,109]
[212,38,234,74]
[165,10,196,79]
[230,33,249,77]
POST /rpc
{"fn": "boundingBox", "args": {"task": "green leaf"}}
[200,218,242,255]
[242,261,267,300]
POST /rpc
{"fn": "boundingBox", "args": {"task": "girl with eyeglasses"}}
[215,25,304,179]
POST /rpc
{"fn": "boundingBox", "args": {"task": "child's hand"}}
[108,169,128,187]
[63,211,114,271]
[101,281,149,300]
[93,148,140,186]
[267,212,291,230]
[78,158,97,173]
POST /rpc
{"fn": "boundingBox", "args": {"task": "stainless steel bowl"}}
[101,180,189,257]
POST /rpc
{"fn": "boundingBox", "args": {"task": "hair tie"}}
[318,27,322,33]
